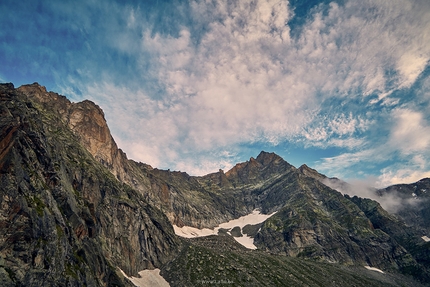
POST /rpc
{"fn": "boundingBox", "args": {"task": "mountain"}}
[1,82,429,286]
[0,83,180,286]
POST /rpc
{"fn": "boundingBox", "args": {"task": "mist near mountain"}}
[322,177,423,213]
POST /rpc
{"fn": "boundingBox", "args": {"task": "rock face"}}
[349,195,430,281]
[2,82,430,286]
[17,83,128,180]
[0,83,180,286]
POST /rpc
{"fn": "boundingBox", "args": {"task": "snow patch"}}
[120,268,170,287]
[232,234,258,250]
[217,210,277,230]
[364,266,384,273]
[422,236,430,242]
[173,225,216,238]
[173,209,277,249]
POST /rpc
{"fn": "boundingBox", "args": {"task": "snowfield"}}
[120,268,170,287]
[364,266,384,273]
[422,236,430,242]
[173,209,277,249]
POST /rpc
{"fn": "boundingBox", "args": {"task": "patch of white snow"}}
[364,266,384,273]
[120,268,170,287]
[233,234,257,249]
[173,209,277,249]
[217,210,277,230]
[422,236,430,242]
[172,225,216,238]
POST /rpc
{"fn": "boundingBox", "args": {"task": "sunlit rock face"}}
[17,83,128,181]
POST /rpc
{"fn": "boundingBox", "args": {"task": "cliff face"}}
[17,83,128,180]
[0,83,180,286]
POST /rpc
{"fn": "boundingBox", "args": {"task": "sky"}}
[1,0,430,187]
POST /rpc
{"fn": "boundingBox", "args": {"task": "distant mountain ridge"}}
[1,82,429,286]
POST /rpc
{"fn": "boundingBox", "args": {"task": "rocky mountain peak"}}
[255,151,283,166]
[298,163,326,181]
[18,82,68,106]
[17,84,128,180]
[66,99,113,163]
[226,151,288,173]
[0,82,14,90]
[225,151,295,186]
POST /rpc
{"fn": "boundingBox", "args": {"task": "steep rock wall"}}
[0,83,180,286]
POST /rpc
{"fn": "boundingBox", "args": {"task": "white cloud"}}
[397,52,429,88]
[316,148,381,177]
[301,113,371,149]
[55,0,430,177]
[324,177,421,213]
[316,107,430,186]
[389,108,430,154]
[377,166,430,187]
[326,138,365,149]
[329,114,358,136]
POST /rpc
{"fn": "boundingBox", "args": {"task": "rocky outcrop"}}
[0,83,180,286]
[298,164,326,181]
[17,83,129,181]
[225,151,295,186]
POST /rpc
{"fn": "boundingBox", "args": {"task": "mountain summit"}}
[1,83,429,286]
[17,82,127,179]
[225,151,295,185]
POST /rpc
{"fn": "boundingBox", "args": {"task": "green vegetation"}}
[24,194,46,216]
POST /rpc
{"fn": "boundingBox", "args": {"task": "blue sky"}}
[1,0,430,187]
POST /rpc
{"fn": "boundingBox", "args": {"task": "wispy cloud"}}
[316,105,430,186]
[323,177,422,213]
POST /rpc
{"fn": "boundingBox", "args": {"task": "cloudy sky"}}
[1,0,430,187]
